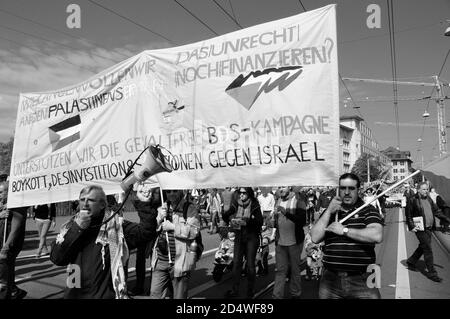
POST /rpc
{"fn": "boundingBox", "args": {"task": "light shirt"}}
[258,193,275,213]
[277,199,296,246]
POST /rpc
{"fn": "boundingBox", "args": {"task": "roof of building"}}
[340,115,365,122]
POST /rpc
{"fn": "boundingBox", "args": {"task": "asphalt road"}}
[13,207,450,299]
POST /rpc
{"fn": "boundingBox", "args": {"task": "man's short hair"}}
[339,173,361,188]
[79,185,106,204]
[418,182,429,190]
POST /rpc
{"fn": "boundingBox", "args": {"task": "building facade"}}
[381,147,413,181]
[339,115,392,175]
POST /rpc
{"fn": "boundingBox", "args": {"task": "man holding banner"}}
[311,173,383,299]
[50,185,158,299]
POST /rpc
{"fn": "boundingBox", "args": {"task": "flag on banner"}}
[8,4,339,208]
[421,154,450,203]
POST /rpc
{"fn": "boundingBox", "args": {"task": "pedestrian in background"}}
[406,182,450,282]
[33,203,56,258]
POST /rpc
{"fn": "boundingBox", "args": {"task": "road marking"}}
[395,207,411,299]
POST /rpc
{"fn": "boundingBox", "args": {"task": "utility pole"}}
[434,75,447,157]
[367,157,370,183]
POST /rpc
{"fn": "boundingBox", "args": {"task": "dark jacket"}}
[272,192,307,245]
[33,203,56,220]
[50,209,157,299]
[222,198,263,236]
[405,193,446,231]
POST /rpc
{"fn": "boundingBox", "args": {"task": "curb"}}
[433,231,450,256]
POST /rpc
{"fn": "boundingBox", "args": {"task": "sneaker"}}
[224,290,238,298]
[406,260,417,272]
[10,287,27,300]
[427,272,443,283]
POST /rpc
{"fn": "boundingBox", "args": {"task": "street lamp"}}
[445,19,450,36]
[423,110,430,118]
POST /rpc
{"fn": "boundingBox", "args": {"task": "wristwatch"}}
[343,227,349,236]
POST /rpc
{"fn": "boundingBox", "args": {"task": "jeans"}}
[134,244,147,292]
[230,230,259,297]
[408,229,436,273]
[272,243,303,299]
[149,258,190,299]
[319,269,381,299]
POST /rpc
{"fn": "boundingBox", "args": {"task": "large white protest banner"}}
[8,4,339,207]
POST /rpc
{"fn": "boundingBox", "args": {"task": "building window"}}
[393,169,398,173]
[400,168,405,173]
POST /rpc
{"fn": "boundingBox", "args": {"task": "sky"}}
[0,0,449,169]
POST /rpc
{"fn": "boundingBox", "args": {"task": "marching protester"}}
[197,189,209,229]
[305,188,318,225]
[223,187,263,299]
[257,188,275,227]
[0,181,28,299]
[32,203,56,258]
[405,182,450,282]
[149,190,203,299]
[129,183,161,296]
[311,173,383,299]
[270,186,306,299]
[50,185,158,299]
[207,188,222,235]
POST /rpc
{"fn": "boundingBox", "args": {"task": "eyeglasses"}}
[239,191,247,195]
[339,186,357,191]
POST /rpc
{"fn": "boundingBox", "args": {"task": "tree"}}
[0,137,14,176]
[351,154,383,183]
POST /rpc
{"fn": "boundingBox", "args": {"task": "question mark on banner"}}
[324,38,334,63]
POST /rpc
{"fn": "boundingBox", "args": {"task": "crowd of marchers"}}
[1,175,449,299]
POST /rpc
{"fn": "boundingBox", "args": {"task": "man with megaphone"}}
[50,145,171,299]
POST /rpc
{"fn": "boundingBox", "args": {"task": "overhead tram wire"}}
[387,0,400,150]
[0,24,122,64]
[87,0,177,45]
[298,0,307,12]
[0,35,97,74]
[228,0,238,22]
[0,8,130,60]
[212,0,242,29]
[173,0,219,36]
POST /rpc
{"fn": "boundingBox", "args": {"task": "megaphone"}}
[120,145,173,191]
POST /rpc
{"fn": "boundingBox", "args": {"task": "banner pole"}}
[339,170,421,224]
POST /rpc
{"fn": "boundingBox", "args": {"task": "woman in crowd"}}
[222,187,263,298]
[33,203,56,258]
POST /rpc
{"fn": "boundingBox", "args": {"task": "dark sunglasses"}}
[239,191,247,195]
[339,186,357,191]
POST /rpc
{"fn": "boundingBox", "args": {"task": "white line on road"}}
[395,207,411,299]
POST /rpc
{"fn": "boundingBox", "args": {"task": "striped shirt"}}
[322,199,382,273]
